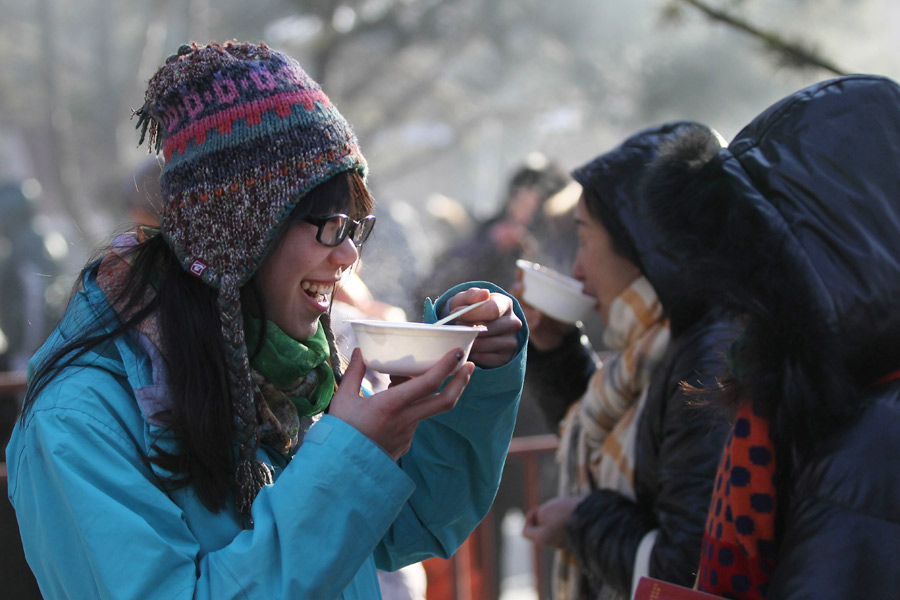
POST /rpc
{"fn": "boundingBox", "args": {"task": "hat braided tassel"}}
[218,276,273,523]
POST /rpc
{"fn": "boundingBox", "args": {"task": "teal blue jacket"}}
[6,268,527,599]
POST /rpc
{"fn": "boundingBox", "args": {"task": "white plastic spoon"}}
[433,299,490,326]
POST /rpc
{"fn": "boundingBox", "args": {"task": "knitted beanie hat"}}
[134,41,367,518]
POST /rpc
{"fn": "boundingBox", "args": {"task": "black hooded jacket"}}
[526,122,735,595]
[642,75,900,599]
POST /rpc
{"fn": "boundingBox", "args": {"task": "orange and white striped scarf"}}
[555,276,671,600]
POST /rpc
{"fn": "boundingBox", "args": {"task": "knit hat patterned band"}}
[134,41,367,519]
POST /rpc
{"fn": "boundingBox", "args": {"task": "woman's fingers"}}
[383,348,466,404]
[469,333,519,368]
[522,506,543,542]
[445,287,492,315]
[341,348,367,391]
[510,280,524,299]
[330,349,473,460]
[522,496,583,548]
[471,312,521,338]
[454,293,506,325]
[446,291,522,368]
[403,361,474,424]
[367,350,473,458]
[327,348,366,423]
[520,301,543,329]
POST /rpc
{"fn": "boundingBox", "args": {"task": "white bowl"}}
[516,259,596,324]
[347,320,486,377]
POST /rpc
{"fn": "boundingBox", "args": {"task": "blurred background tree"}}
[0,0,896,270]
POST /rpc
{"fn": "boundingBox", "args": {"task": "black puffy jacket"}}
[526,122,734,596]
[565,313,735,594]
[642,75,900,599]
[733,76,900,600]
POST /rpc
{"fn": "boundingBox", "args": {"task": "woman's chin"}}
[295,322,321,341]
[275,316,321,342]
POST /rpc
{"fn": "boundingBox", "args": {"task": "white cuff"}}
[630,528,659,599]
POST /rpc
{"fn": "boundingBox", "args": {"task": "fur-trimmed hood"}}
[644,75,900,386]
[641,75,900,460]
[571,121,723,335]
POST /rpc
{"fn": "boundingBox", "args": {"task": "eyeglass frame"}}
[302,213,376,248]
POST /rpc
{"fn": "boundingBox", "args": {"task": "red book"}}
[633,577,722,600]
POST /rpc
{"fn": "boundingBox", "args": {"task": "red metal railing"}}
[1,371,43,599]
[507,434,560,597]
[424,433,560,600]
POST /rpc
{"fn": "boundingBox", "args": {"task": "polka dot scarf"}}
[696,399,777,599]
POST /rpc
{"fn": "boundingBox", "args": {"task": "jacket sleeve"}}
[525,326,598,431]
[565,319,732,595]
[8,367,418,600]
[373,281,527,570]
[765,392,900,599]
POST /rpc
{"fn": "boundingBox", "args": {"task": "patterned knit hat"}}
[134,41,367,518]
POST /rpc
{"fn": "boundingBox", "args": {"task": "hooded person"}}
[641,74,900,599]
[5,40,528,600]
[520,122,735,599]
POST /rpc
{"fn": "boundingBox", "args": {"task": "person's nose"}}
[331,235,360,269]
[572,255,585,282]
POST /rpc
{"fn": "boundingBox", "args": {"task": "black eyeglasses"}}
[303,213,376,248]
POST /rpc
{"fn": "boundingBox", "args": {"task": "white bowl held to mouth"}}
[516,259,596,324]
[347,320,486,377]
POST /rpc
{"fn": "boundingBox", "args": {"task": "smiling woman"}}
[5,40,528,600]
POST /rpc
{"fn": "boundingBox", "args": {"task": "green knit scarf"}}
[244,317,336,454]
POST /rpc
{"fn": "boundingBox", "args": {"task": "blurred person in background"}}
[422,192,475,259]
[6,41,527,600]
[520,122,734,600]
[644,75,900,600]
[415,152,570,303]
[0,180,65,373]
[0,180,67,462]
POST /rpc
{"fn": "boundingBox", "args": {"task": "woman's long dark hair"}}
[21,170,374,512]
